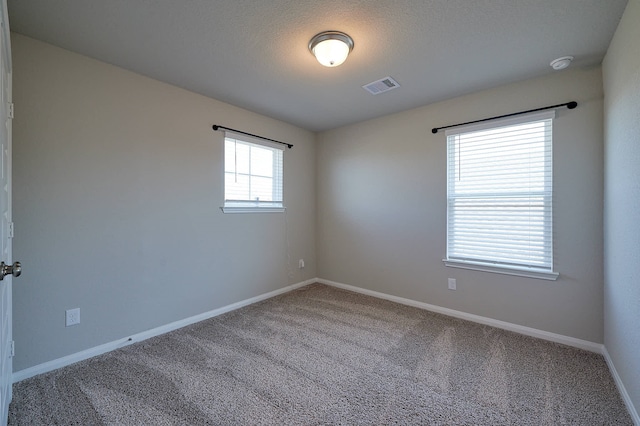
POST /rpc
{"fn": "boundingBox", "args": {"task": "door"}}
[0,0,12,424]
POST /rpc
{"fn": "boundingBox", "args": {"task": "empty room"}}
[1,0,638,424]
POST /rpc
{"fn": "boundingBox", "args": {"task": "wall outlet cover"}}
[448,278,457,290]
[66,308,80,327]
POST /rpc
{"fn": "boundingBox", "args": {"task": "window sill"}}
[443,259,559,281]
[221,206,285,214]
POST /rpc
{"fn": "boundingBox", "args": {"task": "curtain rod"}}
[212,125,293,149]
[431,101,577,134]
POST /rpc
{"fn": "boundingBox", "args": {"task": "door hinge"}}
[8,222,13,238]
[10,341,14,357]
[8,103,14,119]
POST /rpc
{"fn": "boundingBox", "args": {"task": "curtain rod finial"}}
[567,101,577,109]
[212,125,219,131]
[432,128,438,134]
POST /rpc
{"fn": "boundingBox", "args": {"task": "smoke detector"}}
[550,56,573,70]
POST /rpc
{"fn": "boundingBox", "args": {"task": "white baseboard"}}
[12,278,316,383]
[317,278,604,354]
[603,348,640,425]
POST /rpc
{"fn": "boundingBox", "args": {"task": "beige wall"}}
[317,68,604,343]
[603,0,640,416]
[12,34,316,371]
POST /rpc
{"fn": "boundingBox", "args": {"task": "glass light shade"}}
[309,31,354,67]
[313,39,350,67]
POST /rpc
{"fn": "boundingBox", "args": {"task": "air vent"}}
[362,76,400,95]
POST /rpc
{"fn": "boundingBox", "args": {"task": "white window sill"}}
[443,259,559,281]
[221,206,285,214]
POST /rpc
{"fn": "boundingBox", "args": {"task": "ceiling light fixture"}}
[550,56,574,70]
[309,31,354,67]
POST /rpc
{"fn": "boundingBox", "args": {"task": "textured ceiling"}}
[7,0,629,132]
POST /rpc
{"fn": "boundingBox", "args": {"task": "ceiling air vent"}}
[362,76,400,95]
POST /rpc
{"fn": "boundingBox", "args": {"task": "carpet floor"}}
[9,283,633,425]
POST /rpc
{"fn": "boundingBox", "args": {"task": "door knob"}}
[0,261,21,280]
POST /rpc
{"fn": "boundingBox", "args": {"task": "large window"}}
[222,132,284,213]
[444,111,558,280]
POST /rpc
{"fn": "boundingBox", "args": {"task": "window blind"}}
[445,110,555,274]
[224,132,283,209]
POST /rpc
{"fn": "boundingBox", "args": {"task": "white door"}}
[0,0,13,424]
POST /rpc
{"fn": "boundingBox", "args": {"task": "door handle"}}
[0,261,21,280]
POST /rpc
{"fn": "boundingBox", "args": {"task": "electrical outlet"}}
[298,259,305,269]
[66,308,80,327]
[448,278,457,291]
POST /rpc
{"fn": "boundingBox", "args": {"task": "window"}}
[222,132,284,213]
[443,111,558,280]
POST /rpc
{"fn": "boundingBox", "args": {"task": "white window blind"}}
[223,132,284,212]
[445,110,557,279]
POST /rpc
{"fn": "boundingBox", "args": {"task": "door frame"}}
[0,0,12,424]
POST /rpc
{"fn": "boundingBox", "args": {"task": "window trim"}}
[221,206,285,214]
[443,110,558,280]
[443,259,559,281]
[221,131,285,214]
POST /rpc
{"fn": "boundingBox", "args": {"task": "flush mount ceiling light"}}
[309,31,354,67]
[550,56,574,70]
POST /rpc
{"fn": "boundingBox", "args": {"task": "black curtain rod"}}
[212,124,293,149]
[431,101,577,134]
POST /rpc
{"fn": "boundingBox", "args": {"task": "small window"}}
[443,111,558,280]
[222,132,284,213]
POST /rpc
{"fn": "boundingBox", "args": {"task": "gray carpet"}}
[9,283,633,425]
